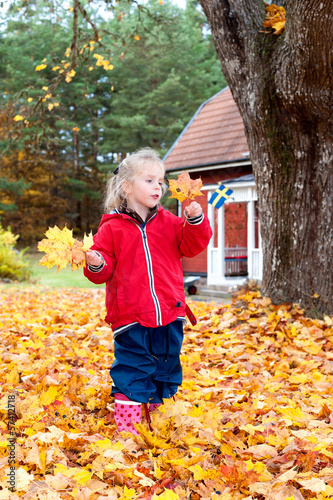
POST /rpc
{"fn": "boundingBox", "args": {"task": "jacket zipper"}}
[128,215,162,326]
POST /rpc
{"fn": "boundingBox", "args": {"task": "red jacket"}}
[83,206,212,334]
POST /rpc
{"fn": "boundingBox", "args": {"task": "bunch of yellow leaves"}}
[263,3,286,35]
[38,225,93,273]
[168,171,203,204]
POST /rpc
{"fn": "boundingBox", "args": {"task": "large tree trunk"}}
[199,0,333,315]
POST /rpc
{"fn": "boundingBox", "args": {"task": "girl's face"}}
[123,163,164,214]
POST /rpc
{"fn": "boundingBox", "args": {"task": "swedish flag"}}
[208,184,233,208]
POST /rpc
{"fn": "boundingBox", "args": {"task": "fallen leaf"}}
[298,478,327,493]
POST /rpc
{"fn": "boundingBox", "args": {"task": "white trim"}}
[113,322,139,335]
[167,160,251,175]
[177,318,187,324]
[208,276,248,286]
[185,215,204,225]
[115,399,141,406]
[201,181,255,191]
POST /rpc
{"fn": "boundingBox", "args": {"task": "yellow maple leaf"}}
[38,225,93,273]
[39,385,59,406]
[289,374,308,384]
[92,438,114,451]
[152,489,179,500]
[188,464,208,480]
[82,231,94,252]
[38,226,74,272]
[14,115,24,121]
[73,468,92,486]
[6,367,20,385]
[245,459,272,482]
[120,486,138,499]
[136,424,172,450]
[168,171,203,203]
[278,406,307,424]
[35,63,47,71]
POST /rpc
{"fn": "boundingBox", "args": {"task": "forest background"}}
[0,0,226,244]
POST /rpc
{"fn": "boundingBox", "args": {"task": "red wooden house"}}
[164,87,263,288]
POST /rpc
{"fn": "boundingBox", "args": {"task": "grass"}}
[0,252,105,290]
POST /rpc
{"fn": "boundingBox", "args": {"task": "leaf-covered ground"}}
[1,287,333,500]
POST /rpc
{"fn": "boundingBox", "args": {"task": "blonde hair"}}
[103,148,167,212]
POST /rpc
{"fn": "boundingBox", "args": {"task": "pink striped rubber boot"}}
[149,403,162,411]
[114,393,142,435]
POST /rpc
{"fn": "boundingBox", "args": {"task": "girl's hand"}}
[185,201,203,218]
[86,250,103,267]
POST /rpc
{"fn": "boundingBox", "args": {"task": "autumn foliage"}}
[168,172,203,204]
[38,226,93,273]
[262,3,286,35]
[1,287,333,499]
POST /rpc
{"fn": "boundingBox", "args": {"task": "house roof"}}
[164,87,250,172]
[224,174,254,184]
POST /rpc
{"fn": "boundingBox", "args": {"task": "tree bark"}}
[199,0,333,315]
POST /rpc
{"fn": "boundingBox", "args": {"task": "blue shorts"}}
[110,320,184,403]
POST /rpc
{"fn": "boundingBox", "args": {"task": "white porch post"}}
[207,192,213,283]
[247,198,255,279]
[218,204,224,279]
[258,218,263,280]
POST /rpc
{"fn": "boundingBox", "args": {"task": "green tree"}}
[98,0,225,156]
[0,0,226,241]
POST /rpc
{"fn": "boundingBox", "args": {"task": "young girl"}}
[84,148,212,435]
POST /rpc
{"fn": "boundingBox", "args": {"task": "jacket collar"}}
[118,200,159,225]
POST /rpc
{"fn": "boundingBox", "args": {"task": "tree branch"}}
[77,0,100,42]
[70,0,79,69]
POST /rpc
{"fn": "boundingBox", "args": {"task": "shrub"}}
[0,225,32,281]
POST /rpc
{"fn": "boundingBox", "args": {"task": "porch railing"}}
[224,247,248,277]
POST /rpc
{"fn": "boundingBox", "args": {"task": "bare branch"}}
[77,0,100,42]
[70,0,79,69]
